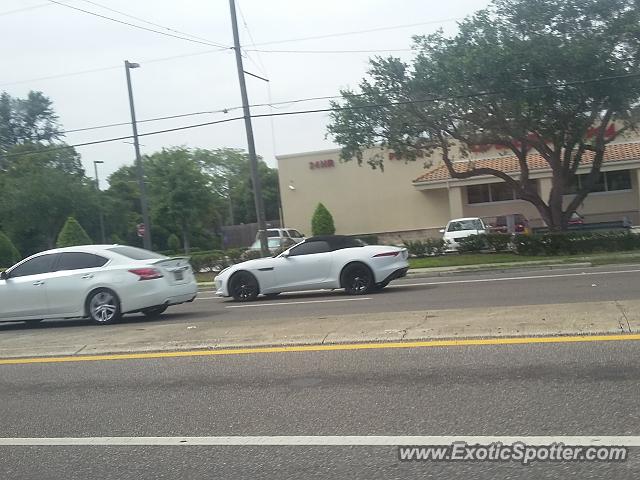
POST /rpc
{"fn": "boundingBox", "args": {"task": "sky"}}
[1,0,490,186]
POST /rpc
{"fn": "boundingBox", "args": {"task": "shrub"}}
[56,217,92,248]
[0,231,20,268]
[424,238,446,256]
[403,239,427,257]
[311,203,336,236]
[485,233,512,252]
[167,233,181,253]
[512,231,640,256]
[457,234,488,253]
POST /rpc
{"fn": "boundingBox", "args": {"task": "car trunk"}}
[143,257,193,285]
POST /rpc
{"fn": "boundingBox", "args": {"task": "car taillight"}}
[373,251,400,258]
[129,268,163,280]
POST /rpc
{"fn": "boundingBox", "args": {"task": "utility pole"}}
[93,160,107,244]
[228,0,269,257]
[124,60,152,251]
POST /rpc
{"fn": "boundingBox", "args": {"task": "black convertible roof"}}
[305,235,364,250]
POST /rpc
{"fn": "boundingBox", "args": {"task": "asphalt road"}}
[1,338,640,479]
[184,263,640,321]
[2,263,640,332]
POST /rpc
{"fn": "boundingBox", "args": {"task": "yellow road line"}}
[1,333,640,365]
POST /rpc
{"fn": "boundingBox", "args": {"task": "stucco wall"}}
[277,149,450,236]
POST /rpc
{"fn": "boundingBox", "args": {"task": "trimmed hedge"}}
[311,203,336,236]
[457,235,489,253]
[403,238,446,257]
[513,231,640,256]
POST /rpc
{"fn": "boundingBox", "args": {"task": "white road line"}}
[197,268,640,303]
[1,436,639,446]
[389,268,640,288]
[225,298,372,308]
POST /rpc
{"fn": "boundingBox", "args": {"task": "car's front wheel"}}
[87,288,121,325]
[229,271,259,302]
[342,263,374,295]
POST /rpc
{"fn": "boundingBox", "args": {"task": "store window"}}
[565,170,631,194]
[467,179,538,204]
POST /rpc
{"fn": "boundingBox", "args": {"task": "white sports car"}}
[215,235,409,301]
[0,245,197,325]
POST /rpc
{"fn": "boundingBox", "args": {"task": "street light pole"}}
[228,0,269,257]
[124,60,152,251]
[93,160,106,244]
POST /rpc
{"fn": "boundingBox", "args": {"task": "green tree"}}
[56,217,92,247]
[0,143,99,253]
[0,91,62,169]
[328,0,640,230]
[0,231,20,268]
[167,233,181,252]
[195,148,281,225]
[145,148,218,253]
[311,203,336,235]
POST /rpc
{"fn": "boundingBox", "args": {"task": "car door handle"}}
[81,274,94,279]
[32,280,45,286]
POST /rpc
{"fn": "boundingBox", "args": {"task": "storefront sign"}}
[309,159,335,170]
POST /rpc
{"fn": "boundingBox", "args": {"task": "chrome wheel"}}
[88,290,119,324]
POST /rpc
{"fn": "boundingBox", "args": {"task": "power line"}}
[56,71,640,136]
[47,0,230,49]
[249,18,462,47]
[0,48,229,87]
[246,48,413,54]
[75,0,221,45]
[0,3,50,16]
[0,17,458,87]
[7,71,640,160]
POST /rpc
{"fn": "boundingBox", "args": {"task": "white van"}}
[440,217,488,252]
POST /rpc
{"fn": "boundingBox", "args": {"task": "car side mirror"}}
[439,229,445,234]
[280,251,290,258]
[0,271,8,280]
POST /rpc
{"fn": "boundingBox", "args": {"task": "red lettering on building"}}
[309,159,335,170]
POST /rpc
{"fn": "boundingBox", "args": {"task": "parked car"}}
[0,245,197,325]
[257,228,305,243]
[247,237,296,255]
[215,235,409,301]
[568,211,585,225]
[440,217,488,252]
[485,214,530,234]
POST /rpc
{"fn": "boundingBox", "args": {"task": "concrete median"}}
[0,299,638,359]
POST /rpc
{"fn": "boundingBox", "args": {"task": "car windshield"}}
[447,219,483,232]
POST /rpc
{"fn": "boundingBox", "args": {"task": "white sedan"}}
[215,235,409,301]
[0,245,197,325]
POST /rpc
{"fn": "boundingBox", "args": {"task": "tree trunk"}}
[181,223,190,255]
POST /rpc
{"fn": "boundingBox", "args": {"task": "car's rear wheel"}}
[342,263,374,295]
[229,271,259,302]
[142,305,168,318]
[87,288,121,325]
